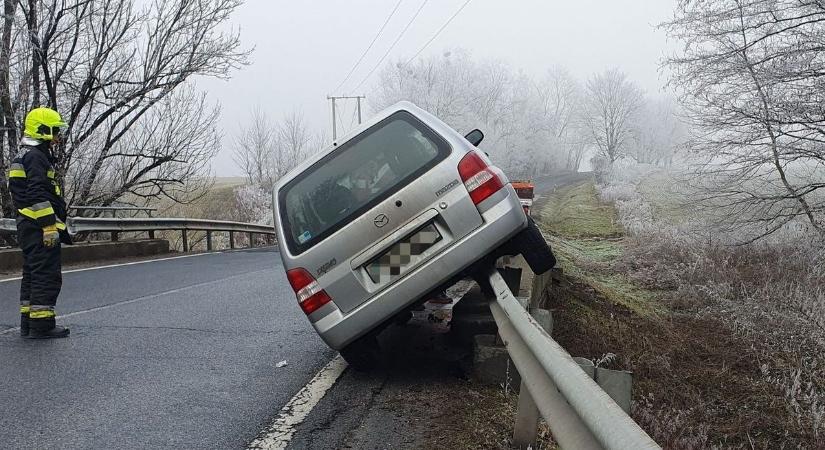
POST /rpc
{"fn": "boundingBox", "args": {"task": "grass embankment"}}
[539,181,660,317]
[536,179,814,449]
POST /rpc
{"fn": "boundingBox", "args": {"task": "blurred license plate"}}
[366,223,442,284]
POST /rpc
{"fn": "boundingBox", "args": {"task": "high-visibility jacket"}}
[6,141,68,231]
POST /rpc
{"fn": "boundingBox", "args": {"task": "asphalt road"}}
[0,248,335,449]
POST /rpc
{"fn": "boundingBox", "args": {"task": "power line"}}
[403,0,473,67]
[333,0,404,94]
[351,0,430,93]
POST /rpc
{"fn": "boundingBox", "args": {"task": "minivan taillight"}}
[458,151,504,205]
[286,268,332,315]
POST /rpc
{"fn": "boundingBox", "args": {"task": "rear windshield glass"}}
[279,111,451,255]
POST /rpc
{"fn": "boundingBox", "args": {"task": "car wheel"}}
[340,334,382,371]
[513,216,556,275]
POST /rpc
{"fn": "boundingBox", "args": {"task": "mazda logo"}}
[373,214,389,228]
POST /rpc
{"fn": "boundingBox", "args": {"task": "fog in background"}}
[203,0,677,176]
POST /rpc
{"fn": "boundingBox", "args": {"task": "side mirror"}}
[464,129,484,146]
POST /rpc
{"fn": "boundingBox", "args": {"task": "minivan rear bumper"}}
[310,186,527,350]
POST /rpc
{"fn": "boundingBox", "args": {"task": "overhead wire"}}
[351,0,430,93]
[403,0,473,67]
[332,0,405,94]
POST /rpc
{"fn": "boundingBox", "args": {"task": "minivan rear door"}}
[278,110,482,313]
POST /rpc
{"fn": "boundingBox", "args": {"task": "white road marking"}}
[247,355,349,450]
[0,270,265,336]
[0,251,217,283]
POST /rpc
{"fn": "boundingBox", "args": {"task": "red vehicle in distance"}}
[512,180,534,216]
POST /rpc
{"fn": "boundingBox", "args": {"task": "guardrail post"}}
[512,308,553,448]
[248,232,254,248]
[108,210,119,242]
[573,357,633,415]
[181,229,188,252]
[206,231,213,251]
[229,231,235,249]
[148,230,155,239]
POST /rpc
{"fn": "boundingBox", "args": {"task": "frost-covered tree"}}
[373,50,584,178]
[534,67,587,171]
[582,69,644,165]
[662,0,825,239]
[632,96,684,167]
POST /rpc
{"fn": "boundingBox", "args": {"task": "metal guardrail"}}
[0,217,276,252]
[0,218,15,233]
[486,267,660,450]
[68,217,274,234]
[69,205,158,215]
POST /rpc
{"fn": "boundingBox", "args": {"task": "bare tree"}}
[232,108,319,191]
[662,0,825,239]
[277,110,313,178]
[0,0,249,224]
[233,106,277,190]
[582,69,644,165]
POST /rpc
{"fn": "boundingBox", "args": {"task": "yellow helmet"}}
[24,107,67,141]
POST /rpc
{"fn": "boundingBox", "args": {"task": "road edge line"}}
[247,355,348,450]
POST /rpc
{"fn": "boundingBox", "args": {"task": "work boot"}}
[20,313,29,337]
[26,325,70,340]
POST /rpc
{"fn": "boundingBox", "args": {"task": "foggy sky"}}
[201,0,678,176]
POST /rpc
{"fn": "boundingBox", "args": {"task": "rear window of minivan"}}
[279,111,451,255]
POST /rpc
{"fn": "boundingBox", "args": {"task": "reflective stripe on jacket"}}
[7,144,67,228]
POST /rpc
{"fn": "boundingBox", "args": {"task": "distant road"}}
[532,171,593,194]
[0,248,335,449]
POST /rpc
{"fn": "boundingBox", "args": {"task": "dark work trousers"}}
[17,218,62,330]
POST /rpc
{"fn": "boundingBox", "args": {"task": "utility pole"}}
[327,96,337,140]
[327,95,366,141]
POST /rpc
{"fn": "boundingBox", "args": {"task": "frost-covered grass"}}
[538,167,825,448]
[593,164,825,446]
[538,181,622,238]
[537,179,662,317]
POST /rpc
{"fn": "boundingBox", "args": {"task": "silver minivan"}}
[274,101,554,368]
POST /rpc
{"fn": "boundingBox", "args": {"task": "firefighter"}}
[7,107,71,339]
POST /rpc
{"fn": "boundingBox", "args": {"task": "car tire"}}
[340,334,382,371]
[513,216,556,275]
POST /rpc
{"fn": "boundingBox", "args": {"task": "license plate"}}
[365,223,442,284]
